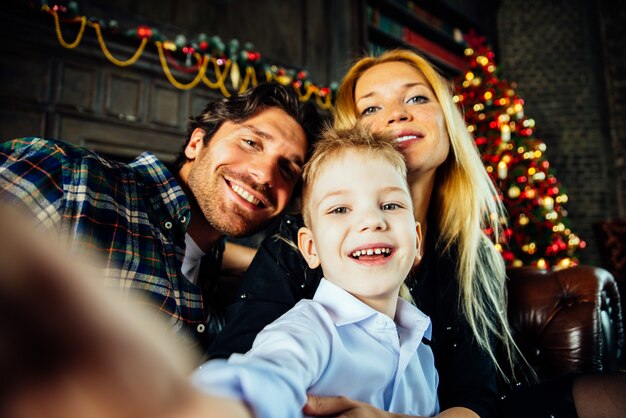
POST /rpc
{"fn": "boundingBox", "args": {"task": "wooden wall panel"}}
[58,63,97,112]
[0,108,46,141]
[59,116,182,163]
[151,82,183,128]
[0,52,51,104]
[104,72,143,123]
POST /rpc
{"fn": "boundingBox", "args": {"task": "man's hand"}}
[304,395,479,418]
[304,395,409,418]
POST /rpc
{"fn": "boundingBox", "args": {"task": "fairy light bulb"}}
[497,161,508,179]
[501,124,511,142]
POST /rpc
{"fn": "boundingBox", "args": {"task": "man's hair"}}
[173,83,322,170]
[300,124,408,228]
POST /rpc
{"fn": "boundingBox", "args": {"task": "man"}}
[0,82,320,351]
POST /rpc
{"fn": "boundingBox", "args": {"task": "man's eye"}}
[243,139,259,149]
[280,166,296,181]
[381,203,401,211]
[407,95,428,104]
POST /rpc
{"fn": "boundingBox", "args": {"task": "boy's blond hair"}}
[301,124,408,227]
[300,124,416,303]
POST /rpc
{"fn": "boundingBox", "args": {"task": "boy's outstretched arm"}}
[0,206,251,418]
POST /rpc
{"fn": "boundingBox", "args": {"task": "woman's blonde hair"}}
[334,49,522,381]
[300,124,416,304]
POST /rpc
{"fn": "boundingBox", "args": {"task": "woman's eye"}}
[407,95,428,104]
[360,106,379,116]
[382,203,401,211]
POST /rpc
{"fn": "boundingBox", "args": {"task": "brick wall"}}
[495,0,623,265]
[597,0,626,218]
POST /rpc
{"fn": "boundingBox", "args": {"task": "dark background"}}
[1,0,624,266]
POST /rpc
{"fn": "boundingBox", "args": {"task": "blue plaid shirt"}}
[0,137,223,348]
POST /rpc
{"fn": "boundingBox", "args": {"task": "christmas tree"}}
[454,35,585,269]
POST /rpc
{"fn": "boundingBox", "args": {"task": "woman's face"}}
[354,61,450,177]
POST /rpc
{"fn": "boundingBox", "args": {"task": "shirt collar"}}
[129,152,191,234]
[313,278,378,326]
[313,278,431,340]
[395,297,432,341]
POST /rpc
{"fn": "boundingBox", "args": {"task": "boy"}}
[192,125,439,417]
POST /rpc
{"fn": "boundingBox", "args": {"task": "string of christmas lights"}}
[40,1,337,109]
[455,33,585,269]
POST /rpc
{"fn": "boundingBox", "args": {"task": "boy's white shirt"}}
[192,278,439,418]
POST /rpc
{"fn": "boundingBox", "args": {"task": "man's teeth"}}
[396,135,418,143]
[351,248,392,258]
[231,184,261,206]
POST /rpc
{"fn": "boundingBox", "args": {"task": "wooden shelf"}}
[365,0,474,76]
[367,26,464,75]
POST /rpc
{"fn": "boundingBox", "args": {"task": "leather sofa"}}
[507,266,624,380]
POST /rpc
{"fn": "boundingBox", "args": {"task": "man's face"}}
[183,107,307,237]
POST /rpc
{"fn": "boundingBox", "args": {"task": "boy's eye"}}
[330,206,349,214]
[381,203,401,211]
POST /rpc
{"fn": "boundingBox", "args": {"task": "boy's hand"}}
[0,207,197,418]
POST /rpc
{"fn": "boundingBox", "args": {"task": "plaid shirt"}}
[0,137,223,348]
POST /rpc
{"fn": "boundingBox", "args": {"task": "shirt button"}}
[197,324,205,333]
[164,221,173,230]
[377,317,386,326]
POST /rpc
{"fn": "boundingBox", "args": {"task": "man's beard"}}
[188,165,274,238]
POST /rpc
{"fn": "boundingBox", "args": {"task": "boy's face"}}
[298,150,419,314]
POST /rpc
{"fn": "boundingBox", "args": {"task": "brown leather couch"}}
[507,266,624,380]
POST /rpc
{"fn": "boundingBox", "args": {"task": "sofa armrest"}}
[506,266,624,380]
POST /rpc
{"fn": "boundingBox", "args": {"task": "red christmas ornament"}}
[137,25,152,39]
[199,41,209,51]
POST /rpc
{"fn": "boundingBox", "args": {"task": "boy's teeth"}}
[231,184,261,206]
[351,247,392,258]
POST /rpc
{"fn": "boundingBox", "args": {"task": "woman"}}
[210,49,515,417]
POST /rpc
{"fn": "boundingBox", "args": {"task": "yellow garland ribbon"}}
[91,23,147,67]
[47,6,86,49]
[293,84,316,102]
[315,93,333,110]
[156,41,209,90]
[238,66,258,93]
[202,58,233,97]
[42,4,333,107]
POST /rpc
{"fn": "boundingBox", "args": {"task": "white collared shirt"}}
[192,278,439,418]
[181,233,205,285]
